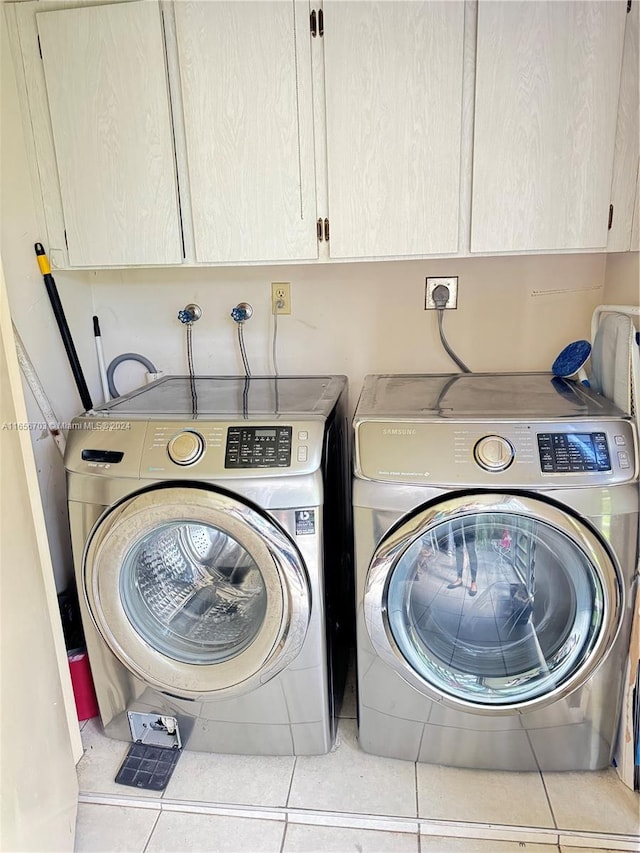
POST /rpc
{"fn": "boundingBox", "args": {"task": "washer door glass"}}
[120,522,268,665]
[366,495,622,710]
[84,486,310,698]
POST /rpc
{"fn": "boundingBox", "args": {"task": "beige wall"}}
[603,252,640,306]
[91,253,606,411]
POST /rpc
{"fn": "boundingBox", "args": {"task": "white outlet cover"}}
[425,276,458,309]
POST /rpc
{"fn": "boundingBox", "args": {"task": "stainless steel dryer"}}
[353,373,638,771]
[65,375,352,755]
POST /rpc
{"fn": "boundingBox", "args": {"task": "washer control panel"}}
[64,418,325,480]
[225,426,293,468]
[537,432,611,473]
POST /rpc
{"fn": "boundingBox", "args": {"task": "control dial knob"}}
[167,430,205,466]
[474,435,514,472]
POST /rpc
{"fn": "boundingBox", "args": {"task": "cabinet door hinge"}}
[323,218,329,242]
[608,204,614,230]
[310,8,324,37]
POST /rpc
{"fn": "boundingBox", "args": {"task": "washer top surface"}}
[66,375,347,492]
[93,375,346,420]
[355,372,627,422]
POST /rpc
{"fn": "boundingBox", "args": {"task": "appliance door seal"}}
[83,485,310,699]
[364,491,623,715]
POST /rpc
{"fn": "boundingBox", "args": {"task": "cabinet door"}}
[632,162,640,251]
[608,0,639,252]
[36,2,183,267]
[471,1,627,253]
[174,1,317,263]
[323,1,465,259]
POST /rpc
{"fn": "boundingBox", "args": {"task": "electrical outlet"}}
[425,276,458,309]
[271,282,291,315]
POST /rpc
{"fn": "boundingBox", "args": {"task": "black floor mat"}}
[115,742,181,791]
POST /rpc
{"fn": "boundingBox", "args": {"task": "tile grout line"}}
[278,822,289,853]
[527,724,560,834]
[77,791,639,850]
[414,761,421,853]
[140,810,162,853]
[539,767,561,832]
[279,755,298,853]
[284,754,297,811]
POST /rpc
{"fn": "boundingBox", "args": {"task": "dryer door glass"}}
[119,522,268,665]
[370,496,622,709]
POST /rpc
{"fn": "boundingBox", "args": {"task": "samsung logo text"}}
[382,428,417,436]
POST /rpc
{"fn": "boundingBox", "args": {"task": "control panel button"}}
[167,430,205,466]
[474,435,514,472]
[614,435,626,446]
[617,450,630,469]
[297,446,308,462]
[298,430,308,441]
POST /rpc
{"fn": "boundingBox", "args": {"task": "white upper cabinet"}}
[174,1,317,263]
[36,1,183,267]
[471,1,627,253]
[10,0,637,267]
[322,1,465,259]
[608,0,639,253]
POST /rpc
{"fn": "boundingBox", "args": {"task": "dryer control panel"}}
[536,432,611,473]
[354,418,637,487]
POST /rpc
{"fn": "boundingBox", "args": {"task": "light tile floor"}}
[75,666,639,853]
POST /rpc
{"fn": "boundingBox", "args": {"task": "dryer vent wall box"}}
[352,372,638,772]
[64,375,353,757]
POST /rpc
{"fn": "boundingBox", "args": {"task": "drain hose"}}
[107,353,157,399]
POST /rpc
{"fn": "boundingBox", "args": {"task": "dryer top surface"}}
[90,375,347,420]
[354,373,629,423]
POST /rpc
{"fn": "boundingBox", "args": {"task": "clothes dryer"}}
[353,373,638,771]
[65,375,352,755]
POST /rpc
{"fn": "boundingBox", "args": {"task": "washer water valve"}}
[178,303,202,324]
[230,302,253,324]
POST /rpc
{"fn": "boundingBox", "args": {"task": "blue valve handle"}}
[178,308,195,324]
[231,305,250,323]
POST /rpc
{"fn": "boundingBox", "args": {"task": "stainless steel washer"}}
[65,375,352,755]
[353,373,638,771]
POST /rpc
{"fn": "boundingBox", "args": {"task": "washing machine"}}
[65,374,352,755]
[353,372,638,771]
